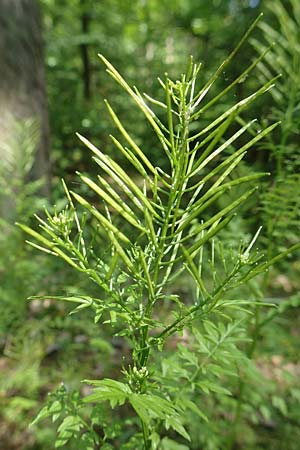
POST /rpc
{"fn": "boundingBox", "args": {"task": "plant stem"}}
[141,419,151,450]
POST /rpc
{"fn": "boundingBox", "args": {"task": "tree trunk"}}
[0,0,51,219]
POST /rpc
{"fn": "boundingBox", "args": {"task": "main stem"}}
[135,76,193,450]
[141,419,151,450]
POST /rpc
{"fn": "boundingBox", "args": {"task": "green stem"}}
[141,419,151,450]
[157,263,241,340]
[138,324,150,368]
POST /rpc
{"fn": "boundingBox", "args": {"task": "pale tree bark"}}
[0,0,51,220]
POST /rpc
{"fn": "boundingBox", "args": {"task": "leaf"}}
[181,214,235,259]
[57,415,82,433]
[161,437,190,450]
[178,187,257,234]
[98,54,171,155]
[104,100,156,175]
[55,415,83,448]
[130,394,151,423]
[107,229,134,271]
[30,405,53,427]
[78,172,145,232]
[181,245,208,296]
[272,396,288,416]
[178,344,199,367]
[71,191,130,244]
[165,415,191,441]
[76,133,160,220]
[49,400,63,423]
[203,320,219,344]
[190,120,255,178]
[197,380,232,396]
[109,310,117,324]
[192,328,210,354]
[196,41,274,116]
[130,393,173,422]
[81,432,98,450]
[16,223,83,271]
[150,431,161,450]
[190,76,280,140]
[83,379,131,408]
[178,398,208,422]
[191,13,264,116]
[29,295,94,305]
[130,394,190,441]
[259,405,272,422]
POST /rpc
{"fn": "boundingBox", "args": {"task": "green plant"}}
[0,119,52,449]
[0,119,47,337]
[224,4,300,446]
[251,0,300,254]
[18,16,299,449]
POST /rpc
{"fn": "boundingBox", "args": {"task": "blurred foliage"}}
[39,0,263,186]
[1,0,300,449]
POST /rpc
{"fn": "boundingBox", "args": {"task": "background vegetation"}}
[1,0,299,449]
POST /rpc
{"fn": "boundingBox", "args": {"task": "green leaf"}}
[109,310,117,324]
[16,223,84,271]
[178,187,256,234]
[272,396,288,416]
[49,400,63,423]
[83,379,131,408]
[76,133,160,220]
[165,415,191,441]
[98,54,171,155]
[78,172,145,232]
[55,415,82,448]
[161,438,190,450]
[29,295,94,306]
[191,13,264,118]
[203,320,219,343]
[30,405,53,427]
[57,415,82,433]
[130,394,151,423]
[104,100,156,176]
[190,76,280,140]
[71,191,130,244]
[178,398,208,422]
[178,344,199,367]
[130,393,175,422]
[197,380,232,396]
